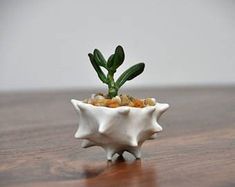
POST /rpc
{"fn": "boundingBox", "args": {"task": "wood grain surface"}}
[0,86,235,187]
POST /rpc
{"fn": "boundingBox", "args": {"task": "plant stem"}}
[107,73,118,98]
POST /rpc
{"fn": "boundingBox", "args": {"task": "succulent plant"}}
[88,45,145,98]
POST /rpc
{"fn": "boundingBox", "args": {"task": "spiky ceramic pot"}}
[71,98,169,160]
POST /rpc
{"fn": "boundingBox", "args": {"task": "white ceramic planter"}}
[71,98,169,160]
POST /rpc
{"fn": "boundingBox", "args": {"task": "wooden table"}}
[0,86,235,187]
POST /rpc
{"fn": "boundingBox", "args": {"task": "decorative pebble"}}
[83,93,157,108]
[112,96,121,105]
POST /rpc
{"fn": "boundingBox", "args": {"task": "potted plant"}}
[71,45,169,160]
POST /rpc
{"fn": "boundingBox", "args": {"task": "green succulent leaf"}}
[107,54,114,68]
[112,45,125,70]
[94,49,106,68]
[88,53,108,84]
[116,63,145,88]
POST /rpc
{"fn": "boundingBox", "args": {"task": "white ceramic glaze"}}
[71,98,169,160]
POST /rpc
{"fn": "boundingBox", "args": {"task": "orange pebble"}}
[108,103,119,108]
[133,99,144,108]
[106,99,119,108]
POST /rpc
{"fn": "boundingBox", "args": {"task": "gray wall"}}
[0,0,235,91]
